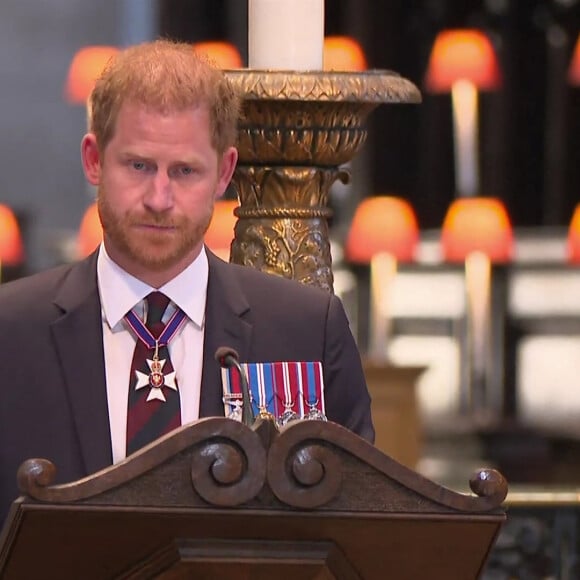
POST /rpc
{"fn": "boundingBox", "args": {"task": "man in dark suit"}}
[0,40,373,525]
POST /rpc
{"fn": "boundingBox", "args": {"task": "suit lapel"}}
[48,249,253,470]
[50,252,113,474]
[199,251,253,417]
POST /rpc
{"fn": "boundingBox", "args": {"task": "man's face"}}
[81,101,237,283]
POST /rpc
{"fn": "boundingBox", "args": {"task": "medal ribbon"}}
[261,363,277,416]
[279,362,296,413]
[125,308,187,348]
[221,361,325,422]
[288,362,305,417]
[221,366,244,419]
[301,361,325,413]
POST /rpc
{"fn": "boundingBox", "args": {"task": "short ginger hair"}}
[89,39,241,156]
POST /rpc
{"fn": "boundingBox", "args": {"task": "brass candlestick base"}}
[225,70,421,292]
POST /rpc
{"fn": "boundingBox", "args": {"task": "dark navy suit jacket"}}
[0,249,373,524]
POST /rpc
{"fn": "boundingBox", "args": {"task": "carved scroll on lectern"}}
[2,418,507,579]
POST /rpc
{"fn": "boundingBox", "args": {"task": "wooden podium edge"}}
[14,417,507,513]
[0,417,509,580]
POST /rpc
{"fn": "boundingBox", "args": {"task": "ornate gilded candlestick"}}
[225,70,421,292]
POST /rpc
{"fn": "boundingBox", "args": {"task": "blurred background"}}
[5,1,580,572]
[3,0,580,265]
[4,0,580,483]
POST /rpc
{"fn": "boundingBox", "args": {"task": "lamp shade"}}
[567,203,580,262]
[441,197,513,263]
[64,45,119,104]
[0,205,24,266]
[345,196,419,263]
[77,202,102,258]
[193,41,243,68]
[425,29,501,93]
[323,36,367,71]
[568,34,580,85]
[205,200,238,259]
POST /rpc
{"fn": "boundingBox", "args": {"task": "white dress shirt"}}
[97,244,208,463]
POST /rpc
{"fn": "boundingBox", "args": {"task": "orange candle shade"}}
[64,45,119,104]
[568,34,580,86]
[205,200,239,259]
[0,205,24,266]
[345,196,419,264]
[77,202,102,258]
[425,29,501,93]
[441,197,513,263]
[193,41,243,69]
[323,36,367,71]
[567,203,580,262]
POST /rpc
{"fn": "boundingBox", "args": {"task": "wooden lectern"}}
[0,417,507,579]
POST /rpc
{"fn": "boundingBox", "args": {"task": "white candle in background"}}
[451,79,479,197]
[248,0,324,70]
[368,251,397,362]
[465,250,491,411]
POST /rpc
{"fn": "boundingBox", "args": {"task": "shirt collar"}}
[97,244,208,330]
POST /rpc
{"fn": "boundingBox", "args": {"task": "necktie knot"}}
[146,292,170,327]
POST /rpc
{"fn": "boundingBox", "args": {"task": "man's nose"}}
[144,172,174,212]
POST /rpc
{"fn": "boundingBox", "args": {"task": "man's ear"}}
[214,146,239,199]
[81,133,101,186]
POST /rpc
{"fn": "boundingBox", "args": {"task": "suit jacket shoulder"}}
[0,252,109,523]
[0,253,98,322]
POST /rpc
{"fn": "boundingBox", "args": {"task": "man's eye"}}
[169,165,195,178]
[132,161,146,171]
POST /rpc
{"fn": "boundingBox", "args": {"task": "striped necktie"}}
[125,292,182,455]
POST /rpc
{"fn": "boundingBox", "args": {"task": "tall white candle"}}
[369,251,397,362]
[248,0,324,70]
[465,250,491,411]
[451,79,479,197]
